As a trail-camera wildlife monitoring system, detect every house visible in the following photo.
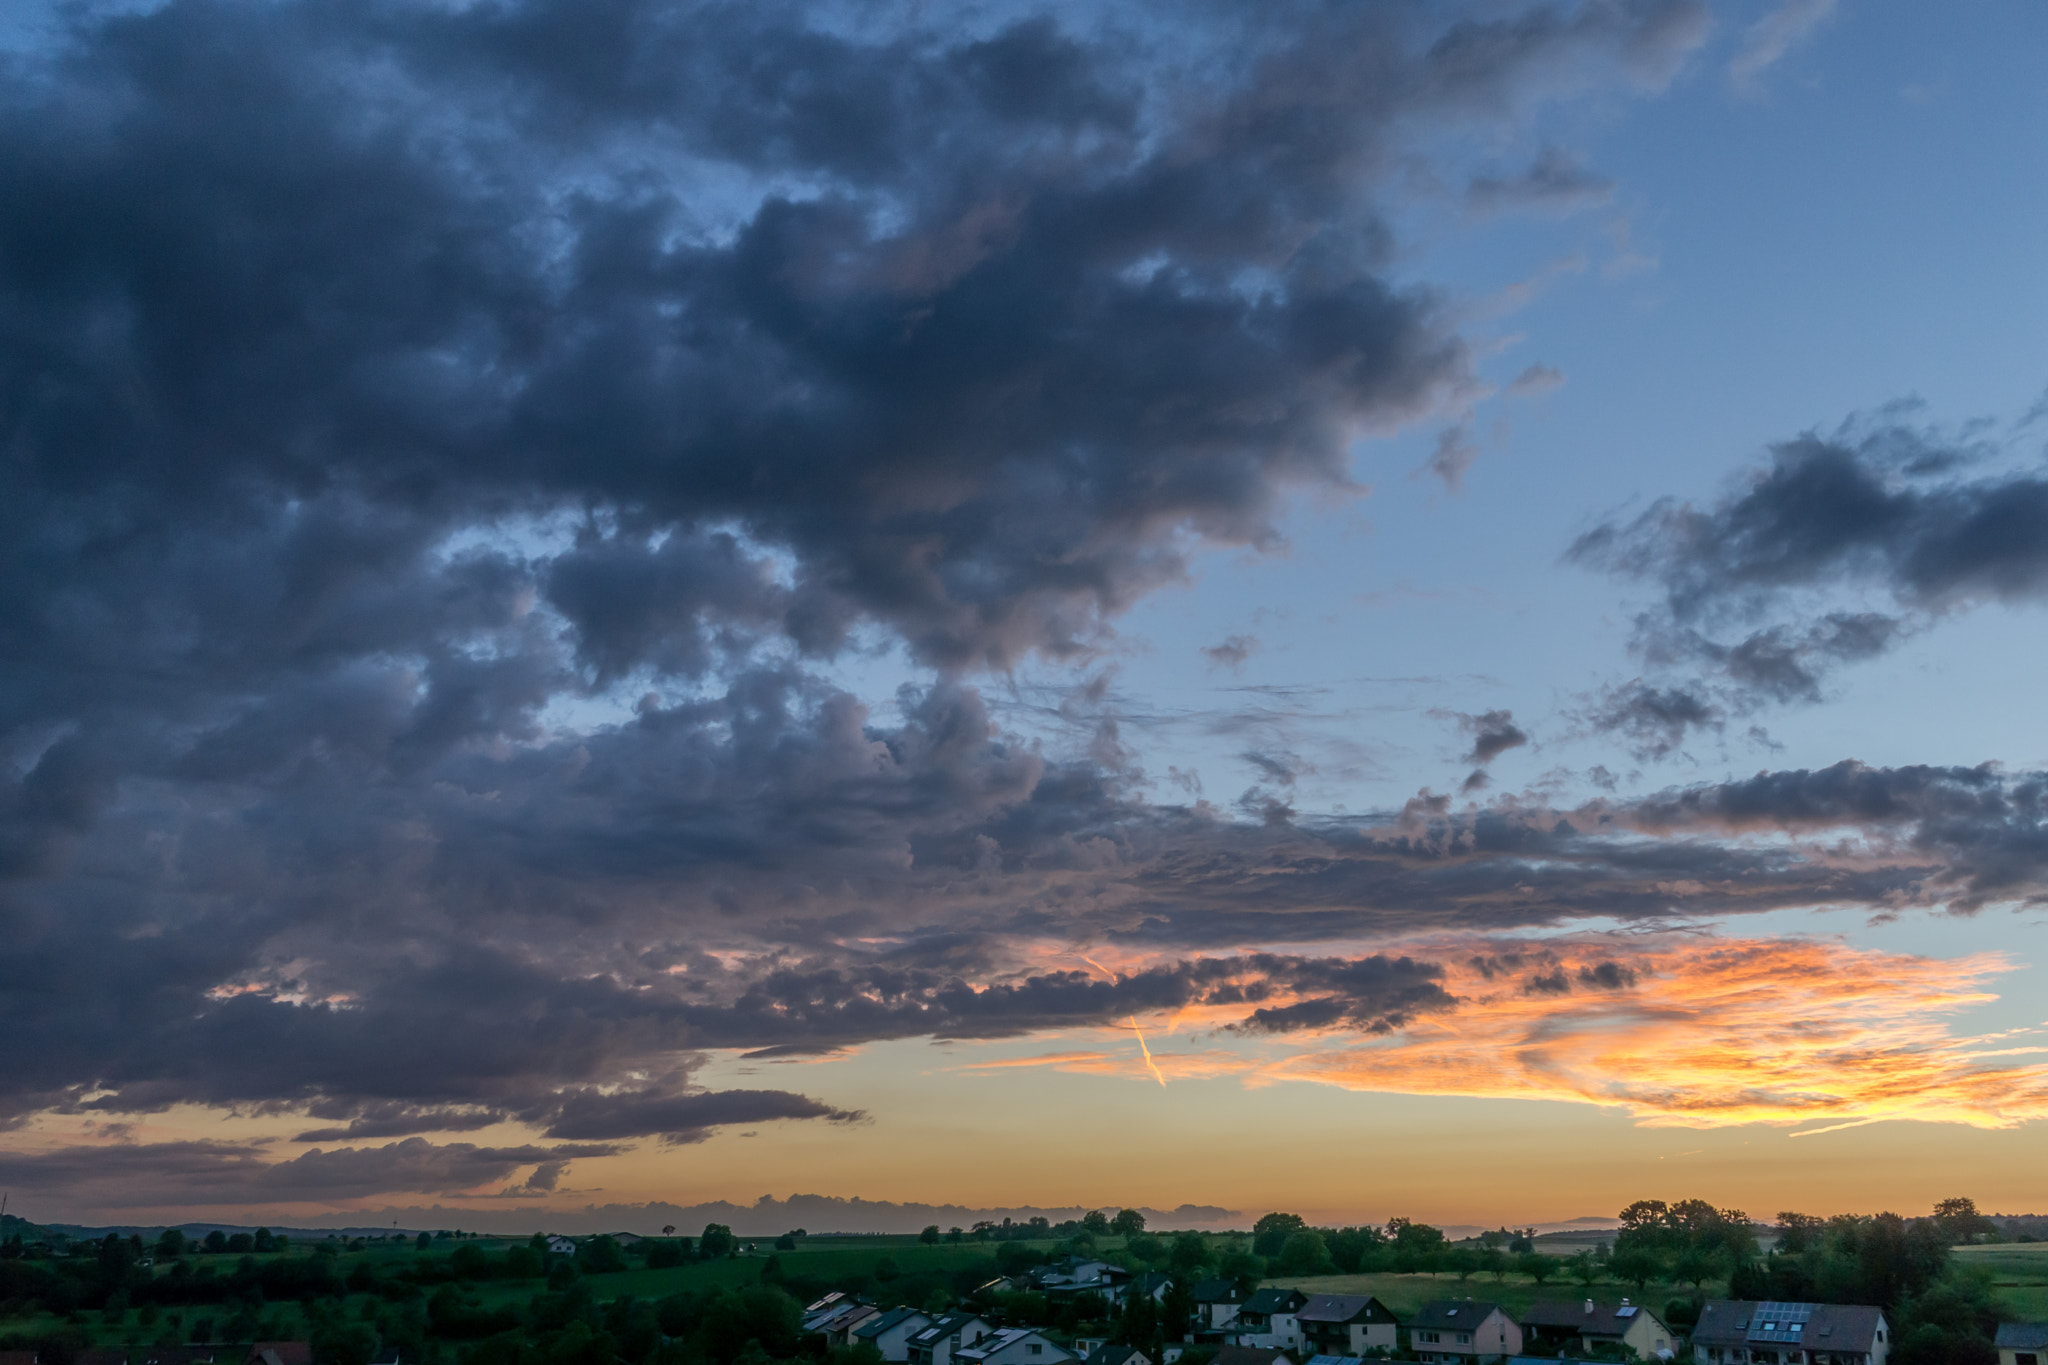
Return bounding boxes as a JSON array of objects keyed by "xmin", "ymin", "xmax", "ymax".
[
  {"xmin": 612, "ymin": 1233, "xmax": 645, "ymax": 1247},
  {"xmin": 856, "ymin": 1308, "xmax": 935, "ymax": 1363},
  {"xmin": 1520, "ymin": 1300, "xmax": 1674, "ymax": 1360},
  {"xmin": 246, "ymin": 1345, "xmax": 313, "ymax": 1365},
  {"xmin": 1086, "ymin": 1345, "xmax": 1151, "ymax": 1365},
  {"xmin": 953, "ymin": 1329, "xmax": 1075, "ymax": 1365},
  {"xmin": 1191, "ymin": 1280, "xmax": 1248, "ymax": 1336},
  {"xmin": 829, "ymin": 1306, "xmax": 885, "ymax": 1347},
  {"xmin": 1034, "ymin": 1259, "xmax": 1133, "ymax": 1304},
  {"xmin": 1297, "ymin": 1295, "xmax": 1401, "ymax": 1357},
  {"xmin": 545, "ymin": 1236, "xmax": 576, "ymax": 1255},
  {"xmin": 1692, "ymin": 1302, "xmax": 1890, "ymax": 1365},
  {"xmin": 0, "ymin": 1352, "xmax": 39, "ymax": 1365},
  {"xmin": 1407, "ymin": 1302, "xmax": 1523, "ymax": 1365},
  {"xmin": 909, "ymin": 1313, "xmax": 997, "ymax": 1365},
  {"xmin": 1996, "ymin": 1323, "xmax": 2048, "ymax": 1365},
  {"xmin": 1213, "ymin": 1346, "xmax": 1293, "ymax": 1365},
  {"xmin": 1232, "ymin": 1289, "xmax": 1310, "ymax": 1351},
  {"xmin": 1132, "ymin": 1274, "xmax": 1175, "ymax": 1305}
]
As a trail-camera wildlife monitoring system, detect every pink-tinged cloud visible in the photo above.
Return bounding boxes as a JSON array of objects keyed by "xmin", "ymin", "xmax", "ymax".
[{"xmin": 1264, "ymin": 938, "xmax": 2048, "ymax": 1128}]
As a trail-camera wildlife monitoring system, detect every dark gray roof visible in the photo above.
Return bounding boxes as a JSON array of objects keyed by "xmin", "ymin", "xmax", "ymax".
[
  {"xmin": 1520, "ymin": 1301, "xmax": 1663, "ymax": 1337},
  {"xmin": 1693, "ymin": 1302, "xmax": 1885, "ymax": 1351},
  {"xmin": 1692, "ymin": 1302, "xmax": 1756, "ymax": 1348},
  {"xmin": 855, "ymin": 1309, "xmax": 928, "ymax": 1340},
  {"xmin": 1213, "ymin": 1348, "xmax": 1291, "ymax": 1365},
  {"xmin": 1085, "ymin": 1346, "xmax": 1144, "ymax": 1365},
  {"xmin": 1408, "ymin": 1302, "xmax": 1509, "ymax": 1332},
  {"xmin": 911, "ymin": 1313, "xmax": 985, "ymax": 1346},
  {"xmin": 1297, "ymin": 1294, "xmax": 1393, "ymax": 1326},
  {"xmin": 1995, "ymin": 1323, "xmax": 2048, "ymax": 1351},
  {"xmin": 1242, "ymin": 1289, "xmax": 1310, "ymax": 1317},
  {"xmin": 1193, "ymin": 1279, "xmax": 1245, "ymax": 1304},
  {"xmin": 1803, "ymin": 1305, "xmax": 1886, "ymax": 1349}
]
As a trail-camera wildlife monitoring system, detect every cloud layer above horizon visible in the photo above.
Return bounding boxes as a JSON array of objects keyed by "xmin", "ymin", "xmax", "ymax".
[{"xmin": 3, "ymin": 0, "xmax": 2046, "ymax": 1218}]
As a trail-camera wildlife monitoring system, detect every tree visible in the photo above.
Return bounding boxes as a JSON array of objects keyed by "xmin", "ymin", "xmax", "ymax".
[
  {"xmin": 203, "ymin": 1231, "xmax": 229, "ymax": 1254},
  {"xmin": 1481, "ymin": 1248, "xmax": 1508, "ymax": 1283},
  {"xmin": 1084, "ymin": 1210, "xmax": 1111, "ymax": 1235},
  {"xmin": 155, "ymin": 1228, "xmax": 188, "ymax": 1258},
  {"xmin": 1569, "ymin": 1251, "xmax": 1600, "ymax": 1287},
  {"xmin": 1220, "ymin": 1247, "xmax": 1264, "ymax": 1295},
  {"xmin": 1253, "ymin": 1213, "xmax": 1309, "ymax": 1259},
  {"xmin": 1609, "ymin": 1247, "xmax": 1661, "ymax": 1293},
  {"xmin": 1932, "ymin": 1198, "xmax": 1996, "ymax": 1247},
  {"xmin": 1113, "ymin": 1209, "xmax": 1147, "ymax": 1237},
  {"xmin": 920, "ymin": 1226, "xmax": 941, "ymax": 1245},
  {"xmin": 701, "ymin": 1224, "xmax": 737, "ymax": 1260},
  {"xmin": 1518, "ymin": 1253, "xmax": 1558, "ymax": 1285},
  {"xmin": 948, "ymin": 1227, "xmax": 964, "ymax": 1243},
  {"xmin": 1169, "ymin": 1233, "xmax": 1212, "ymax": 1277},
  {"xmin": 582, "ymin": 1235, "xmax": 628, "ymax": 1274},
  {"xmin": 1160, "ymin": 1279, "xmax": 1196, "ymax": 1348},
  {"xmin": 1775, "ymin": 1213, "xmax": 1825, "ymax": 1255},
  {"xmin": 416, "ymin": 1232, "xmax": 434, "ymax": 1251},
  {"xmin": 1278, "ymin": 1231, "xmax": 1330, "ymax": 1277}
]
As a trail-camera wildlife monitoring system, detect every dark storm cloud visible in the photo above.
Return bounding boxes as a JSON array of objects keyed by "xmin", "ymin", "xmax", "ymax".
[
  {"xmin": 0, "ymin": 1138, "xmax": 621, "ymax": 1209},
  {"xmin": 1456, "ymin": 709, "xmax": 1531, "ymax": 765},
  {"xmin": 541, "ymin": 1085, "xmax": 866, "ymax": 1145},
  {"xmin": 1571, "ymin": 412, "xmax": 2048, "ymax": 728},
  {"xmin": 0, "ymin": 0, "xmax": 1787, "ymax": 1203}
]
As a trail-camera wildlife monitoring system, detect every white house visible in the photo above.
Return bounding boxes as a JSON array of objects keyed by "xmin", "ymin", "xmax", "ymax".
[
  {"xmin": 1407, "ymin": 1301, "xmax": 1522, "ymax": 1365},
  {"xmin": 544, "ymin": 1236, "xmax": 576, "ymax": 1256},
  {"xmin": 856, "ymin": 1308, "xmax": 935, "ymax": 1363},
  {"xmin": 909, "ymin": 1313, "xmax": 996, "ymax": 1365},
  {"xmin": 1693, "ymin": 1301, "xmax": 1889, "ymax": 1365},
  {"xmin": 1232, "ymin": 1290, "xmax": 1309, "ymax": 1352},
  {"xmin": 953, "ymin": 1330, "xmax": 1075, "ymax": 1365},
  {"xmin": 1297, "ymin": 1296, "xmax": 1400, "ymax": 1357}
]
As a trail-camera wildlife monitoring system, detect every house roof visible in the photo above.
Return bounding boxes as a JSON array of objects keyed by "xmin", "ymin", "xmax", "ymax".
[
  {"xmin": 1693, "ymin": 1302, "xmax": 1885, "ymax": 1350},
  {"xmin": 1409, "ymin": 1302, "xmax": 1509, "ymax": 1332},
  {"xmin": 956, "ymin": 1329, "xmax": 1065, "ymax": 1362},
  {"xmin": 1303, "ymin": 1355, "xmax": 1362, "ymax": 1365},
  {"xmin": 1242, "ymin": 1289, "xmax": 1310, "ymax": 1316},
  {"xmin": 835, "ymin": 1307, "xmax": 884, "ymax": 1335},
  {"xmin": 1520, "ymin": 1302, "xmax": 1662, "ymax": 1337},
  {"xmin": 912, "ymin": 1312, "xmax": 988, "ymax": 1346},
  {"xmin": 1213, "ymin": 1347, "xmax": 1292, "ymax": 1365},
  {"xmin": 247, "ymin": 1344, "xmax": 313, "ymax": 1365},
  {"xmin": 1192, "ymin": 1279, "xmax": 1245, "ymax": 1304},
  {"xmin": 1995, "ymin": 1323, "xmax": 2048, "ymax": 1351},
  {"xmin": 1086, "ymin": 1346, "xmax": 1145, "ymax": 1365},
  {"xmin": 1298, "ymin": 1295, "xmax": 1394, "ymax": 1326},
  {"xmin": 1133, "ymin": 1273, "xmax": 1174, "ymax": 1296},
  {"xmin": 856, "ymin": 1308, "xmax": 930, "ymax": 1340}
]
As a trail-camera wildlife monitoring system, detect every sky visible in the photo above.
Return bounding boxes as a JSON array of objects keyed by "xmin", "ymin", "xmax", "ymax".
[{"xmin": 3, "ymin": 0, "xmax": 2048, "ymax": 1236}]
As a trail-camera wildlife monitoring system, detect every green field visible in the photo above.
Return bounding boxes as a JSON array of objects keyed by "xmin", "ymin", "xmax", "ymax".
[
  {"xmin": 0, "ymin": 1234, "xmax": 1060, "ymax": 1348},
  {"xmin": 1951, "ymin": 1243, "xmax": 2048, "ymax": 1319}
]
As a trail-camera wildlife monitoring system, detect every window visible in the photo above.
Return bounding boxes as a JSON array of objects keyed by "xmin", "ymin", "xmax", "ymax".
[
  {"xmin": 2013, "ymin": 1355, "xmax": 2036, "ymax": 1365},
  {"xmin": 1030, "ymin": 1347, "xmax": 1043, "ymax": 1357},
  {"xmin": 1457, "ymin": 1334, "xmax": 1472, "ymax": 1345}
]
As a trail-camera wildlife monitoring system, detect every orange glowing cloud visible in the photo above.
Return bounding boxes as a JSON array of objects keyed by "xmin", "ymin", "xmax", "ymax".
[{"xmin": 1264, "ymin": 938, "xmax": 2048, "ymax": 1128}]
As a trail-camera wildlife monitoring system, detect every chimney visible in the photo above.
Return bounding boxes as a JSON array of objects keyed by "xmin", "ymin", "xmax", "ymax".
[
  {"xmin": 1585, "ymin": 1301, "xmax": 1595, "ymax": 1316},
  {"xmin": 1622, "ymin": 1299, "xmax": 1631, "ymax": 1308}
]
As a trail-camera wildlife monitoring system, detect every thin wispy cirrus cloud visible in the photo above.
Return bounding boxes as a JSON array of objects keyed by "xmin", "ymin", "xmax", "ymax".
[{"xmin": 1, "ymin": 0, "xmax": 2043, "ymax": 1221}]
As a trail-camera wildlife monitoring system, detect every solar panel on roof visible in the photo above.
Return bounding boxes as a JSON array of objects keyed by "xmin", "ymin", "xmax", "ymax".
[{"xmin": 1749, "ymin": 1304, "xmax": 1814, "ymax": 1344}]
